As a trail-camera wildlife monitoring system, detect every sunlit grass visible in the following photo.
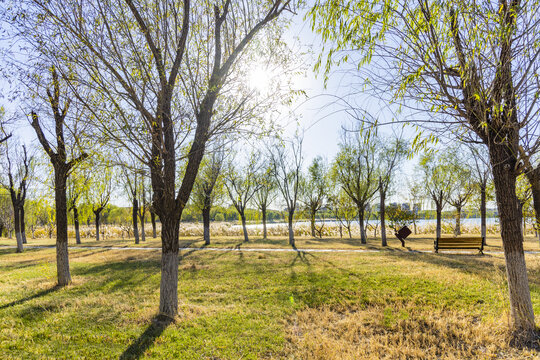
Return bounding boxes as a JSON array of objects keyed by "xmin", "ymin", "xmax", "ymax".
[{"xmin": 1, "ymin": 240, "xmax": 540, "ymax": 358}]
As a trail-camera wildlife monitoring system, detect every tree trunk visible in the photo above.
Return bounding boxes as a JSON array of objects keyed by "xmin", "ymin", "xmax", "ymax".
[
  {"xmin": 525, "ymin": 168, "xmax": 540, "ymax": 244},
  {"xmin": 358, "ymin": 206, "xmax": 367, "ymax": 244},
  {"xmin": 55, "ymin": 171, "xmax": 71, "ymax": 286},
  {"xmin": 0, "ymin": 223, "xmax": 4, "ymax": 238},
  {"xmin": 140, "ymin": 214, "xmax": 146, "ymax": 242},
  {"xmin": 13, "ymin": 204, "xmax": 22, "ymax": 253},
  {"xmin": 133, "ymin": 198, "xmax": 139, "ymax": 244},
  {"xmin": 481, "ymin": 183, "xmax": 487, "ymax": 245},
  {"xmin": 158, "ymin": 214, "xmax": 180, "ymax": 318},
  {"xmin": 240, "ymin": 213, "xmax": 249, "ymax": 242},
  {"xmin": 339, "ymin": 222, "xmax": 343, "ymax": 238},
  {"xmin": 20, "ymin": 206, "xmax": 26, "ymax": 244},
  {"xmin": 94, "ymin": 211, "xmax": 101, "ymax": 241},
  {"xmin": 455, "ymin": 205, "xmax": 462, "ymax": 236},
  {"xmin": 151, "ymin": 210, "xmax": 157, "ymax": 238},
  {"xmin": 380, "ymin": 187, "xmax": 387, "ymax": 246},
  {"xmin": 202, "ymin": 206, "xmax": 210, "ymax": 245},
  {"xmin": 413, "ymin": 220, "xmax": 417, "ymax": 235},
  {"xmin": 262, "ymin": 205, "xmax": 267, "ymax": 240},
  {"xmin": 288, "ymin": 210, "xmax": 295, "ymax": 247},
  {"xmin": 517, "ymin": 201, "xmax": 524, "ymax": 238},
  {"xmin": 490, "ymin": 144, "xmax": 535, "ymax": 334},
  {"xmin": 73, "ymin": 207, "xmax": 81, "ymax": 244},
  {"xmin": 436, "ymin": 204, "xmax": 442, "ymax": 240},
  {"xmin": 310, "ymin": 208, "xmax": 316, "ymax": 237}
]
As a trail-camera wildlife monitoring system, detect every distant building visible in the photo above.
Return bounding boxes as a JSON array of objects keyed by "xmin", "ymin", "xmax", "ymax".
[{"xmin": 401, "ymin": 203, "xmax": 410, "ymax": 211}]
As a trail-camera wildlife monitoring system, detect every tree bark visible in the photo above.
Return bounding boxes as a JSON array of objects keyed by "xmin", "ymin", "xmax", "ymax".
[
  {"xmin": 481, "ymin": 183, "xmax": 487, "ymax": 245},
  {"xmin": 94, "ymin": 210, "xmax": 101, "ymax": 241},
  {"xmin": 380, "ymin": 187, "xmax": 387, "ymax": 246},
  {"xmin": 436, "ymin": 204, "xmax": 442, "ymax": 240},
  {"xmin": 20, "ymin": 207, "xmax": 26, "ymax": 244},
  {"xmin": 490, "ymin": 144, "xmax": 535, "ymax": 333},
  {"xmin": 13, "ymin": 203, "xmax": 22, "ymax": 253},
  {"xmin": 202, "ymin": 206, "xmax": 210, "ymax": 245},
  {"xmin": 240, "ymin": 213, "xmax": 249, "ymax": 242},
  {"xmin": 140, "ymin": 214, "xmax": 146, "ymax": 242},
  {"xmin": 454, "ymin": 204, "xmax": 462, "ymax": 236},
  {"xmin": 133, "ymin": 198, "xmax": 139, "ymax": 244},
  {"xmin": 73, "ymin": 206, "xmax": 81, "ymax": 244},
  {"xmin": 158, "ymin": 214, "xmax": 180, "ymax": 318},
  {"xmin": 150, "ymin": 210, "xmax": 157, "ymax": 238},
  {"xmin": 358, "ymin": 206, "xmax": 367, "ymax": 244},
  {"xmin": 288, "ymin": 210, "xmax": 295, "ymax": 247},
  {"xmin": 55, "ymin": 170, "xmax": 71, "ymax": 286},
  {"xmin": 261, "ymin": 205, "xmax": 267, "ymax": 240}
]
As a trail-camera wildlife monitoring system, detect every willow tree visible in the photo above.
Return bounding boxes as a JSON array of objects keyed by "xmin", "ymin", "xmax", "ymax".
[
  {"xmin": 332, "ymin": 131, "xmax": 378, "ymax": 244},
  {"xmin": 30, "ymin": 69, "xmax": 88, "ymax": 286},
  {"xmin": 2, "ymin": 144, "xmax": 31, "ymax": 253},
  {"xmin": 192, "ymin": 149, "xmax": 225, "ymax": 245},
  {"xmin": 302, "ymin": 156, "xmax": 328, "ymax": 238},
  {"xmin": 12, "ymin": 0, "xmax": 294, "ymax": 317},
  {"xmin": 311, "ymin": 0, "xmax": 540, "ymax": 337}
]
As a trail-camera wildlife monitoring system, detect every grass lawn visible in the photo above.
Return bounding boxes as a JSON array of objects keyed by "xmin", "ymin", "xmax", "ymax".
[{"xmin": 1, "ymin": 235, "xmax": 540, "ymax": 359}]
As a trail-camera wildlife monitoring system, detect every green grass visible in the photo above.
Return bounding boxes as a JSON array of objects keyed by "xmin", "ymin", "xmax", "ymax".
[{"xmin": 1, "ymin": 237, "xmax": 540, "ymax": 359}]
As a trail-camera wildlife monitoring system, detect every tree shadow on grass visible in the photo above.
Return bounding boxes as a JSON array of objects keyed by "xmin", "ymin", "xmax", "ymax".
[
  {"xmin": 0, "ymin": 285, "xmax": 61, "ymax": 310},
  {"xmin": 119, "ymin": 316, "xmax": 173, "ymax": 360}
]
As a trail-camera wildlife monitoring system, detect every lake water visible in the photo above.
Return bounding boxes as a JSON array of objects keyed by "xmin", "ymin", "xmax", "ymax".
[{"xmin": 234, "ymin": 217, "xmax": 499, "ymax": 230}]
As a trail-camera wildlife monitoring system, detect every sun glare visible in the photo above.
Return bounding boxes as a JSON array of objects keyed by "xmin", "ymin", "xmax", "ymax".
[{"xmin": 248, "ymin": 66, "xmax": 272, "ymax": 93}]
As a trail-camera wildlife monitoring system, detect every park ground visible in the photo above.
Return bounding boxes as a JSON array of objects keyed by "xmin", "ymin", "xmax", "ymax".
[{"xmin": 1, "ymin": 234, "xmax": 540, "ymax": 359}]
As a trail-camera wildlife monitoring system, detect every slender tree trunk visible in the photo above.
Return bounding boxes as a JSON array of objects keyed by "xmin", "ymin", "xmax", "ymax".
[
  {"xmin": 358, "ymin": 206, "xmax": 367, "ymax": 244},
  {"xmin": 133, "ymin": 198, "xmax": 139, "ymax": 244},
  {"xmin": 310, "ymin": 208, "xmax": 316, "ymax": 237},
  {"xmin": 261, "ymin": 205, "xmax": 267, "ymax": 240},
  {"xmin": 413, "ymin": 220, "xmax": 417, "ymax": 235},
  {"xmin": 347, "ymin": 224, "xmax": 351, "ymax": 238},
  {"xmin": 490, "ymin": 144, "xmax": 535, "ymax": 334},
  {"xmin": 455, "ymin": 205, "xmax": 462, "ymax": 236},
  {"xmin": 55, "ymin": 170, "xmax": 71, "ymax": 286},
  {"xmin": 0, "ymin": 223, "xmax": 4, "ymax": 238},
  {"xmin": 159, "ymin": 214, "xmax": 180, "ymax": 318},
  {"xmin": 13, "ymin": 204, "xmax": 22, "ymax": 253},
  {"xmin": 94, "ymin": 211, "xmax": 101, "ymax": 241},
  {"xmin": 73, "ymin": 207, "xmax": 81, "ymax": 244},
  {"xmin": 202, "ymin": 206, "xmax": 210, "ymax": 245},
  {"xmin": 380, "ymin": 187, "xmax": 387, "ymax": 246},
  {"xmin": 20, "ymin": 206, "xmax": 26, "ymax": 244},
  {"xmin": 481, "ymin": 183, "xmax": 487, "ymax": 245},
  {"xmin": 151, "ymin": 210, "xmax": 157, "ymax": 238},
  {"xmin": 140, "ymin": 214, "xmax": 146, "ymax": 242},
  {"xmin": 436, "ymin": 203, "xmax": 442, "ymax": 240},
  {"xmin": 288, "ymin": 209, "xmax": 295, "ymax": 247},
  {"xmin": 240, "ymin": 213, "xmax": 249, "ymax": 242}
]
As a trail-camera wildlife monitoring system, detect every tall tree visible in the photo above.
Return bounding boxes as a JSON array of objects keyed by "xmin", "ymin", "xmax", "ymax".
[
  {"xmin": 447, "ymin": 149, "xmax": 474, "ymax": 236},
  {"xmin": 2, "ymin": 144, "xmax": 31, "ymax": 252},
  {"xmin": 311, "ymin": 0, "xmax": 540, "ymax": 335},
  {"xmin": 224, "ymin": 154, "xmax": 261, "ymax": 243},
  {"xmin": 253, "ymin": 165, "xmax": 277, "ymax": 240},
  {"xmin": 13, "ymin": 0, "xmax": 293, "ymax": 318},
  {"xmin": 270, "ymin": 136, "xmax": 303, "ymax": 247},
  {"xmin": 302, "ymin": 156, "xmax": 328, "ymax": 237},
  {"xmin": 67, "ymin": 169, "xmax": 89, "ymax": 245},
  {"xmin": 418, "ymin": 152, "xmax": 453, "ymax": 241},
  {"xmin": 376, "ymin": 136, "xmax": 408, "ymax": 246},
  {"xmin": 192, "ymin": 150, "xmax": 225, "ymax": 245},
  {"xmin": 30, "ymin": 68, "xmax": 88, "ymax": 286},
  {"xmin": 86, "ymin": 162, "xmax": 112, "ymax": 242},
  {"xmin": 468, "ymin": 145, "xmax": 493, "ymax": 245},
  {"xmin": 332, "ymin": 131, "xmax": 379, "ymax": 244}
]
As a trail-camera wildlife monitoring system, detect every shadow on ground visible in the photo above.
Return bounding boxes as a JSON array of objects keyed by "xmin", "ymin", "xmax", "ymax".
[
  {"xmin": 119, "ymin": 316, "xmax": 173, "ymax": 360},
  {"xmin": 0, "ymin": 285, "xmax": 61, "ymax": 310}
]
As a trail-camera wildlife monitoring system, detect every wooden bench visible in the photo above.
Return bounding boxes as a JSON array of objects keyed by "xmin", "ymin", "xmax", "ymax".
[{"xmin": 434, "ymin": 236, "xmax": 484, "ymax": 254}]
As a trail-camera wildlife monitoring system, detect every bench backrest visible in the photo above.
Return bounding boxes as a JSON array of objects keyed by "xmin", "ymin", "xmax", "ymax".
[{"xmin": 435, "ymin": 236, "xmax": 484, "ymax": 252}]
